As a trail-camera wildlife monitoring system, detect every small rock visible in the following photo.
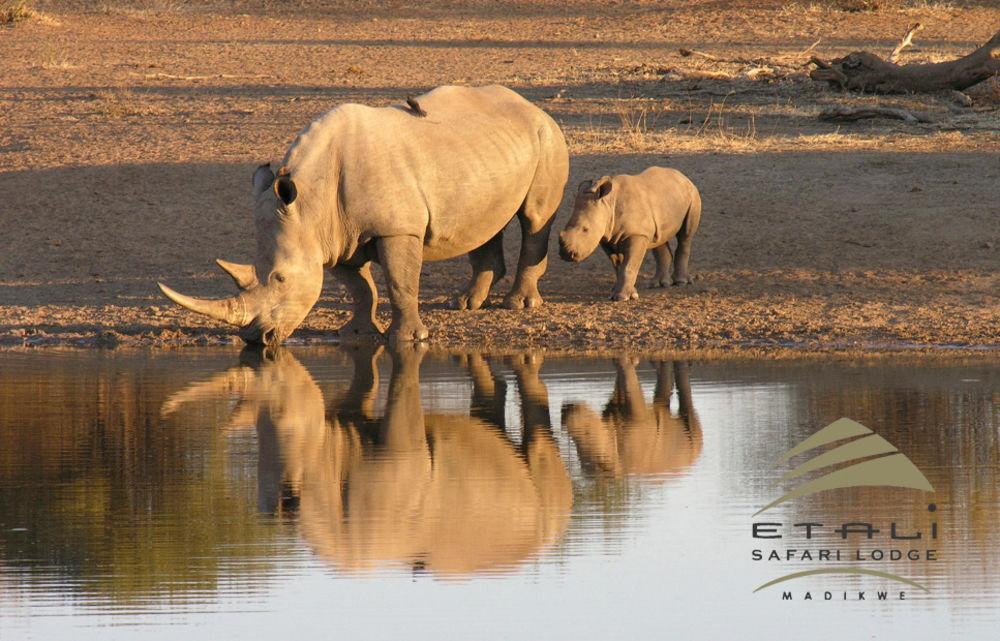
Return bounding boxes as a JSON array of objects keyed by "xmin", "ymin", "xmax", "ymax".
[{"xmin": 981, "ymin": 242, "xmax": 994, "ymax": 249}]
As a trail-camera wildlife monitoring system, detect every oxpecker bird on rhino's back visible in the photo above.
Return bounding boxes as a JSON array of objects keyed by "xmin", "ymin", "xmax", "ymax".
[{"xmin": 158, "ymin": 85, "xmax": 569, "ymax": 345}]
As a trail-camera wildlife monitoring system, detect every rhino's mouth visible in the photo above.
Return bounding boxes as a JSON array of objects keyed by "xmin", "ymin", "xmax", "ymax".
[
  {"xmin": 240, "ymin": 325, "xmax": 276, "ymax": 347},
  {"xmin": 558, "ymin": 237, "xmax": 590, "ymax": 263},
  {"xmin": 558, "ymin": 244, "xmax": 580, "ymax": 262}
]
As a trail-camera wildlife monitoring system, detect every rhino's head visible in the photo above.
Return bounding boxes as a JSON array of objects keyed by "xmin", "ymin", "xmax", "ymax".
[
  {"xmin": 158, "ymin": 164, "xmax": 326, "ymax": 347},
  {"xmin": 558, "ymin": 177, "xmax": 613, "ymax": 262}
]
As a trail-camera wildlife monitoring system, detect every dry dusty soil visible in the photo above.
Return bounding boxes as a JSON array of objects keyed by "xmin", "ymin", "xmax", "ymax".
[{"xmin": 1, "ymin": 0, "xmax": 998, "ymax": 352}]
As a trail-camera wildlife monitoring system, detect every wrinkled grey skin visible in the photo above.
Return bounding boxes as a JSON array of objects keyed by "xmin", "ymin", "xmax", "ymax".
[
  {"xmin": 158, "ymin": 85, "xmax": 569, "ymax": 346},
  {"xmin": 558, "ymin": 166, "xmax": 702, "ymax": 301}
]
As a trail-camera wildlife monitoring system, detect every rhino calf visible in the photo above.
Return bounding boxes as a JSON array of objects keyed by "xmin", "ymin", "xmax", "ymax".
[{"xmin": 558, "ymin": 167, "xmax": 702, "ymax": 301}]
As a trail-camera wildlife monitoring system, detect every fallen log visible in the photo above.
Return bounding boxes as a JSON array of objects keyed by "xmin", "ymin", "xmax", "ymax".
[{"xmin": 810, "ymin": 28, "xmax": 999, "ymax": 93}]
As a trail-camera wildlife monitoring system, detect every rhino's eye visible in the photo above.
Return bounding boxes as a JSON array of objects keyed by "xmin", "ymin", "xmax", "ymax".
[{"xmin": 273, "ymin": 272, "xmax": 286, "ymax": 283}]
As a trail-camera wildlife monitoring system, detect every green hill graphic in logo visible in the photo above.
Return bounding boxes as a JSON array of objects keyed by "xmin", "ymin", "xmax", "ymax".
[
  {"xmin": 753, "ymin": 418, "xmax": 936, "ymax": 594},
  {"xmin": 755, "ymin": 417, "xmax": 934, "ymax": 517}
]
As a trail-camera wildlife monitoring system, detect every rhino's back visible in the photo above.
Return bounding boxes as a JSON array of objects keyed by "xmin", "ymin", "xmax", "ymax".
[
  {"xmin": 286, "ymin": 86, "xmax": 564, "ymax": 260},
  {"xmin": 620, "ymin": 166, "xmax": 697, "ymax": 203},
  {"xmin": 615, "ymin": 166, "xmax": 699, "ymax": 244}
]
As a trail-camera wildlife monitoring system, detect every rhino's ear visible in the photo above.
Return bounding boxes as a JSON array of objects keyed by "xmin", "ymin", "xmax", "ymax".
[
  {"xmin": 252, "ymin": 163, "xmax": 275, "ymax": 194},
  {"xmin": 595, "ymin": 177, "xmax": 613, "ymax": 199},
  {"xmin": 274, "ymin": 172, "xmax": 298, "ymax": 206}
]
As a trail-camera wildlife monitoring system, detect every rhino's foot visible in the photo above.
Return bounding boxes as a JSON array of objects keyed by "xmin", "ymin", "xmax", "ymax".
[
  {"xmin": 451, "ymin": 291, "xmax": 489, "ymax": 311},
  {"xmin": 387, "ymin": 317, "xmax": 429, "ymax": 343},
  {"xmin": 649, "ymin": 277, "xmax": 670, "ymax": 289},
  {"xmin": 511, "ymin": 351, "xmax": 542, "ymax": 370},
  {"xmin": 672, "ymin": 276, "xmax": 691, "ymax": 286},
  {"xmin": 503, "ymin": 291, "xmax": 544, "ymax": 310},
  {"xmin": 391, "ymin": 340, "xmax": 428, "ymax": 367},
  {"xmin": 336, "ymin": 317, "xmax": 384, "ymax": 343},
  {"xmin": 610, "ymin": 286, "xmax": 640, "ymax": 302}
]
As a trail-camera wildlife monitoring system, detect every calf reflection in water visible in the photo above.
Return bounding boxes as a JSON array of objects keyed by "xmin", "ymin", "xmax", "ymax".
[
  {"xmin": 562, "ymin": 359, "xmax": 703, "ymax": 478},
  {"xmin": 164, "ymin": 346, "xmax": 571, "ymax": 576}
]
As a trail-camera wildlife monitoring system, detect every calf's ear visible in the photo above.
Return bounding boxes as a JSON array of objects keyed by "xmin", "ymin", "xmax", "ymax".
[
  {"xmin": 596, "ymin": 176, "xmax": 613, "ymax": 199},
  {"xmin": 252, "ymin": 163, "xmax": 275, "ymax": 194},
  {"xmin": 577, "ymin": 178, "xmax": 594, "ymax": 193}
]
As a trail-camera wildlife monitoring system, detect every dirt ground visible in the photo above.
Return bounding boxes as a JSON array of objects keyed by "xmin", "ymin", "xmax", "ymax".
[{"xmin": 1, "ymin": 0, "xmax": 997, "ymax": 352}]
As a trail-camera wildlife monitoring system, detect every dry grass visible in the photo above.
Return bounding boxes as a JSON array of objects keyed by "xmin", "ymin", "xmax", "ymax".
[
  {"xmin": 89, "ymin": 86, "xmax": 154, "ymax": 118},
  {"xmin": 826, "ymin": 0, "xmax": 898, "ymax": 11},
  {"xmin": 1, "ymin": 0, "xmax": 34, "ymax": 23},
  {"xmin": 614, "ymin": 103, "xmax": 653, "ymax": 147},
  {"xmin": 37, "ymin": 43, "xmax": 78, "ymax": 69},
  {"xmin": 691, "ymin": 97, "xmax": 759, "ymax": 147},
  {"xmin": 788, "ymin": 0, "xmax": 955, "ymax": 13},
  {"xmin": 91, "ymin": 1, "xmax": 189, "ymax": 17}
]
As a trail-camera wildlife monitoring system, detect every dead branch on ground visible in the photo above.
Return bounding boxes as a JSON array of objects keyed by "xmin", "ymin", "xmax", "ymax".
[
  {"xmin": 809, "ymin": 27, "xmax": 999, "ymax": 93},
  {"xmin": 888, "ymin": 23, "xmax": 923, "ymax": 64},
  {"xmin": 818, "ymin": 105, "xmax": 935, "ymax": 123}
]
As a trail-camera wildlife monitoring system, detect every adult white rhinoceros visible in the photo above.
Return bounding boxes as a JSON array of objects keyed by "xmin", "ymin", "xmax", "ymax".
[{"xmin": 158, "ymin": 85, "xmax": 569, "ymax": 345}]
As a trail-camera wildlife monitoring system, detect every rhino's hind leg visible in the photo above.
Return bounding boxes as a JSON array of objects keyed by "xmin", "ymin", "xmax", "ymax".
[
  {"xmin": 650, "ymin": 244, "xmax": 673, "ymax": 288},
  {"xmin": 503, "ymin": 213, "xmax": 553, "ymax": 310},
  {"xmin": 672, "ymin": 194, "xmax": 702, "ymax": 286},
  {"xmin": 452, "ymin": 229, "xmax": 506, "ymax": 311},
  {"xmin": 332, "ymin": 263, "xmax": 384, "ymax": 341},
  {"xmin": 376, "ymin": 235, "xmax": 430, "ymax": 343}
]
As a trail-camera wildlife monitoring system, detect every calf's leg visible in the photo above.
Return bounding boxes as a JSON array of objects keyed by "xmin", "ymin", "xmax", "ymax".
[
  {"xmin": 611, "ymin": 236, "xmax": 647, "ymax": 301},
  {"xmin": 673, "ymin": 196, "xmax": 701, "ymax": 286}
]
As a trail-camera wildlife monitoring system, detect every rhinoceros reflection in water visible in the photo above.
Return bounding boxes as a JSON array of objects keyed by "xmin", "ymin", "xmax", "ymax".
[
  {"xmin": 562, "ymin": 359, "xmax": 703, "ymax": 478},
  {"xmin": 163, "ymin": 347, "xmax": 571, "ymax": 576}
]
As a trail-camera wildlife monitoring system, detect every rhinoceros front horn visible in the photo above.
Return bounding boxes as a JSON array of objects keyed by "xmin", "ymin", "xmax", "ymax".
[
  {"xmin": 157, "ymin": 282, "xmax": 248, "ymax": 326},
  {"xmin": 215, "ymin": 258, "xmax": 259, "ymax": 290}
]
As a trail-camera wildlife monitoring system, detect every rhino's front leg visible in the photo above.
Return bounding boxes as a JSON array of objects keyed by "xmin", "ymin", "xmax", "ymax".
[
  {"xmin": 610, "ymin": 236, "xmax": 647, "ymax": 302},
  {"xmin": 376, "ymin": 235, "xmax": 429, "ymax": 342},
  {"xmin": 332, "ymin": 263, "xmax": 384, "ymax": 341}
]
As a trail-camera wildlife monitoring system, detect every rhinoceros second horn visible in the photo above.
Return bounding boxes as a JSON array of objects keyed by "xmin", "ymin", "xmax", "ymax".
[{"xmin": 215, "ymin": 259, "xmax": 259, "ymax": 290}]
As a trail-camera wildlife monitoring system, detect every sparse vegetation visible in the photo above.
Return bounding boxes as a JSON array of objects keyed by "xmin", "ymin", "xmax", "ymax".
[
  {"xmin": 615, "ymin": 104, "xmax": 653, "ymax": 147},
  {"xmin": 90, "ymin": 86, "xmax": 154, "ymax": 118},
  {"xmin": 0, "ymin": 0, "xmax": 996, "ymax": 351},
  {"xmin": 817, "ymin": 0, "xmax": 955, "ymax": 11},
  {"xmin": 827, "ymin": 0, "xmax": 896, "ymax": 11},
  {"xmin": 1, "ymin": 0, "xmax": 35, "ymax": 23}
]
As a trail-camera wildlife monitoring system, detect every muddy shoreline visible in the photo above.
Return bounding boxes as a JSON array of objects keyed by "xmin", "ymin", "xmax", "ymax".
[{"xmin": 2, "ymin": 2, "xmax": 997, "ymax": 355}]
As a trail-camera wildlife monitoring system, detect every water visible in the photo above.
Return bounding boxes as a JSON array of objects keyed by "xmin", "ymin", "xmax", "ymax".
[{"xmin": 0, "ymin": 347, "xmax": 997, "ymax": 640}]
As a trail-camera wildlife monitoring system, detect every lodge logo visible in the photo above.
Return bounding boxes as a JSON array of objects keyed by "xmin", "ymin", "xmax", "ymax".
[{"xmin": 751, "ymin": 418, "xmax": 938, "ymax": 599}]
